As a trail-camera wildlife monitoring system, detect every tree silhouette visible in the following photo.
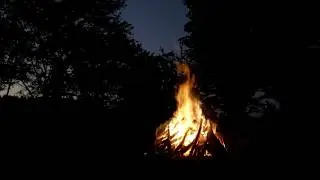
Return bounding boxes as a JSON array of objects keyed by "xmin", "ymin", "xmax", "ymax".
[
  {"xmin": 0, "ymin": 0, "xmax": 142, "ymax": 108},
  {"xmin": 177, "ymin": 0, "xmax": 316, "ymax": 161},
  {"xmin": 1, "ymin": 0, "xmax": 185, "ymax": 161},
  {"xmin": 179, "ymin": 0, "xmax": 320, "ymax": 117}
]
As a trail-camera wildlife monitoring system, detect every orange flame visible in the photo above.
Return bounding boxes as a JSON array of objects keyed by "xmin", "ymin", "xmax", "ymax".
[{"xmin": 155, "ymin": 63, "xmax": 226, "ymax": 158}]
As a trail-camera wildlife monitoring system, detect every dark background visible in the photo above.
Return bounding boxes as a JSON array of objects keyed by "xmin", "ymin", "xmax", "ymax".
[{"xmin": 0, "ymin": 0, "xmax": 318, "ymax": 173}]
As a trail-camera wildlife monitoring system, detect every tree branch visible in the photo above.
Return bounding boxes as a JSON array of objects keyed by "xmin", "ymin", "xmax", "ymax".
[{"xmin": 19, "ymin": 80, "xmax": 34, "ymax": 98}]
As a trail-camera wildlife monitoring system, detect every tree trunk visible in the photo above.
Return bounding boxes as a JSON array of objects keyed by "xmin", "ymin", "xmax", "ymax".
[
  {"xmin": 51, "ymin": 59, "xmax": 65, "ymax": 109},
  {"xmin": 6, "ymin": 78, "xmax": 12, "ymax": 96}
]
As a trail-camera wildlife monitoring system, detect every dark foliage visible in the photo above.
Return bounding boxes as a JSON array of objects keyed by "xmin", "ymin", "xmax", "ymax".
[
  {"xmin": 179, "ymin": 0, "xmax": 319, "ymax": 165},
  {"xmin": 0, "ymin": 1, "xmax": 181, "ymax": 167}
]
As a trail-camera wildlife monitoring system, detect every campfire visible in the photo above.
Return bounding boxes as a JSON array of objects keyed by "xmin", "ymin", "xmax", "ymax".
[{"xmin": 155, "ymin": 63, "xmax": 226, "ymax": 159}]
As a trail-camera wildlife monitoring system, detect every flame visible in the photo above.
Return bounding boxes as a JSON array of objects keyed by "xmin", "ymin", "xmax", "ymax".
[{"xmin": 155, "ymin": 63, "xmax": 226, "ymax": 158}]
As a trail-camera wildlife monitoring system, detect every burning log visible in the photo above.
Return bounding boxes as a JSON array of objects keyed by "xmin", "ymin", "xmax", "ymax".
[{"xmin": 155, "ymin": 63, "xmax": 227, "ymax": 159}]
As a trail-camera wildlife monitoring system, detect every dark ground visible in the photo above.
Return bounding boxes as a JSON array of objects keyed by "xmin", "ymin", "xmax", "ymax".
[{"xmin": 0, "ymin": 95, "xmax": 314, "ymax": 176}]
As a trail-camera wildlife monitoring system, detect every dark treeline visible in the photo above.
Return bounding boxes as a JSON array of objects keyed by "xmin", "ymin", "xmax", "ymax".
[
  {"xmin": 0, "ymin": 0, "xmax": 318, "ymax": 170},
  {"xmin": 179, "ymin": 0, "xmax": 319, "ymax": 167},
  {"xmin": 0, "ymin": 0, "xmax": 180, "ymax": 167}
]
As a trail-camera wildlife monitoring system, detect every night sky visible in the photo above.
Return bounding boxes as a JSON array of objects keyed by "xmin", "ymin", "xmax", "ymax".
[
  {"xmin": 123, "ymin": 0, "xmax": 187, "ymax": 52},
  {"xmin": 0, "ymin": 0, "xmax": 188, "ymax": 52}
]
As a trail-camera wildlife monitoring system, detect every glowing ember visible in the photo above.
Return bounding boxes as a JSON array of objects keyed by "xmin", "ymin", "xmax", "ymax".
[{"xmin": 155, "ymin": 63, "xmax": 226, "ymax": 158}]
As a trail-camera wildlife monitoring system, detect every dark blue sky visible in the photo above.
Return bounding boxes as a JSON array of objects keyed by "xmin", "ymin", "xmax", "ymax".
[
  {"xmin": 123, "ymin": 0, "xmax": 187, "ymax": 52},
  {"xmin": 0, "ymin": 0, "xmax": 187, "ymax": 52}
]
